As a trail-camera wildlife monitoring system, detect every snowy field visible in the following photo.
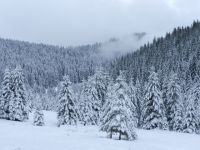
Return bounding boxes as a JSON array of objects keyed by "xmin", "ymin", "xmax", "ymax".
[{"xmin": 0, "ymin": 111, "xmax": 199, "ymax": 150}]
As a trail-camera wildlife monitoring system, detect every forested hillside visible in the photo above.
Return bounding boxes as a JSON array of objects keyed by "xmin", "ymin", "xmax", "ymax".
[
  {"xmin": 0, "ymin": 38, "xmax": 102, "ymax": 88},
  {"xmin": 110, "ymin": 21, "xmax": 200, "ymax": 89}
]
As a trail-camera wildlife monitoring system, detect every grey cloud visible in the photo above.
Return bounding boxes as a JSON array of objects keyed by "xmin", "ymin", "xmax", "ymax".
[{"xmin": 0, "ymin": 0, "xmax": 199, "ymax": 46}]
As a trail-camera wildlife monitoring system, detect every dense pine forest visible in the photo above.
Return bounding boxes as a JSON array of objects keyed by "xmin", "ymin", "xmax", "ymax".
[
  {"xmin": 0, "ymin": 21, "xmax": 200, "ymax": 141},
  {"xmin": 110, "ymin": 21, "xmax": 200, "ymax": 87},
  {"xmin": 0, "ymin": 38, "xmax": 103, "ymax": 88}
]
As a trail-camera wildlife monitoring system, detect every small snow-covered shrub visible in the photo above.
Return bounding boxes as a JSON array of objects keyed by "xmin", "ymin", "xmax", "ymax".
[{"xmin": 33, "ymin": 109, "xmax": 45, "ymax": 126}]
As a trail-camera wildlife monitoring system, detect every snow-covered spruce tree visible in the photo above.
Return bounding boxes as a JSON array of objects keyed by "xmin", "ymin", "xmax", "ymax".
[
  {"xmin": 172, "ymin": 105, "xmax": 183, "ymax": 132},
  {"xmin": 100, "ymin": 71, "xmax": 137, "ymax": 141},
  {"xmin": 165, "ymin": 73, "xmax": 183, "ymax": 131},
  {"xmin": 183, "ymin": 84, "xmax": 200, "ymax": 134},
  {"xmin": 83, "ymin": 68, "xmax": 110, "ymax": 125},
  {"xmin": 188, "ymin": 81, "xmax": 200, "ymax": 133},
  {"xmin": 26, "ymin": 89, "xmax": 35, "ymax": 113},
  {"xmin": 0, "ymin": 68, "xmax": 12, "ymax": 119},
  {"xmin": 143, "ymin": 68, "xmax": 167, "ymax": 130},
  {"xmin": 79, "ymin": 80, "xmax": 96, "ymax": 125},
  {"xmin": 183, "ymin": 100, "xmax": 198, "ymax": 133},
  {"xmin": 129, "ymin": 79, "xmax": 144, "ymax": 128},
  {"xmin": 8, "ymin": 66, "xmax": 29, "ymax": 121},
  {"xmin": 128, "ymin": 80, "xmax": 137, "ymax": 126},
  {"xmin": 33, "ymin": 108, "xmax": 45, "ymax": 126},
  {"xmin": 93, "ymin": 67, "xmax": 110, "ymax": 107},
  {"xmin": 57, "ymin": 75, "xmax": 77, "ymax": 127},
  {"xmin": 87, "ymin": 76, "xmax": 101, "ymax": 124},
  {"xmin": 100, "ymin": 80, "xmax": 115, "ymax": 131}
]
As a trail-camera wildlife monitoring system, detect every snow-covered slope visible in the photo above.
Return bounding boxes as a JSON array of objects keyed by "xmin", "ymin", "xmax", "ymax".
[{"xmin": 0, "ymin": 111, "xmax": 199, "ymax": 150}]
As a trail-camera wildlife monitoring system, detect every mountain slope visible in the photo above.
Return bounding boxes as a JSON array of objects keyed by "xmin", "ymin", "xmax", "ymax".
[
  {"xmin": 0, "ymin": 32, "xmax": 146, "ymax": 89},
  {"xmin": 0, "ymin": 38, "xmax": 102, "ymax": 88},
  {"xmin": 109, "ymin": 21, "xmax": 200, "ymax": 88}
]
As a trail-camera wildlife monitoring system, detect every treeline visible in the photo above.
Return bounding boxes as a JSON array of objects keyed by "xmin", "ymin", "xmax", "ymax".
[
  {"xmin": 0, "ymin": 38, "xmax": 102, "ymax": 88},
  {"xmin": 0, "ymin": 66, "xmax": 199, "ymax": 141}
]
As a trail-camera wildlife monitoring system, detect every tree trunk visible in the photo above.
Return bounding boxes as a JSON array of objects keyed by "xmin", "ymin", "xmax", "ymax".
[
  {"xmin": 110, "ymin": 128, "xmax": 113, "ymax": 139},
  {"xmin": 119, "ymin": 131, "xmax": 121, "ymax": 140}
]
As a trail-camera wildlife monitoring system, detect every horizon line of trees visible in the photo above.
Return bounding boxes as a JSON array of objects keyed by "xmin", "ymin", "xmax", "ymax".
[{"xmin": 0, "ymin": 66, "xmax": 199, "ymax": 140}]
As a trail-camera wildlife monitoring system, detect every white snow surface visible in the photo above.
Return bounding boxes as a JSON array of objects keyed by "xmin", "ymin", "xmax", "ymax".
[{"xmin": 0, "ymin": 111, "xmax": 199, "ymax": 150}]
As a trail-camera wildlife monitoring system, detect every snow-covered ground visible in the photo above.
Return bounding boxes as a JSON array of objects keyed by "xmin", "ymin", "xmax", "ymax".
[{"xmin": 0, "ymin": 111, "xmax": 199, "ymax": 150}]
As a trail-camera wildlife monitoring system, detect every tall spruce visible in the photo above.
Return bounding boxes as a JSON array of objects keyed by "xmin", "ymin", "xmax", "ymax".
[
  {"xmin": 8, "ymin": 66, "xmax": 29, "ymax": 121},
  {"xmin": 189, "ymin": 81, "xmax": 200, "ymax": 133},
  {"xmin": 129, "ymin": 79, "xmax": 144, "ymax": 128},
  {"xmin": 143, "ymin": 68, "xmax": 167, "ymax": 130},
  {"xmin": 100, "ymin": 71, "xmax": 137, "ymax": 141},
  {"xmin": 84, "ymin": 68, "xmax": 110, "ymax": 125},
  {"xmin": 186, "ymin": 83, "xmax": 200, "ymax": 133},
  {"xmin": 183, "ymin": 100, "xmax": 198, "ymax": 133},
  {"xmin": 173, "ymin": 105, "xmax": 183, "ymax": 132},
  {"xmin": 0, "ymin": 68, "xmax": 12, "ymax": 119},
  {"xmin": 94, "ymin": 67, "xmax": 110, "ymax": 107},
  {"xmin": 165, "ymin": 73, "xmax": 183, "ymax": 131},
  {"xmin": 79, "ymin": 80, "xmax": 96, "ymax": 125},
  {"xmin": 57, "ymin": 75, "xmax": 77, "ymax": 126},
  {"xmin": 87, "ymin": 76, "xmax": 101, "ymax": 125},
  {"xmin": 100, "ymin": 80, "xmax": 115, "ymax": 131}
]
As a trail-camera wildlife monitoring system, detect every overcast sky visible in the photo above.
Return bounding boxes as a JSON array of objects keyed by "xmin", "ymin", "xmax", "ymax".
[{"xmin": 0, "ymin": 0, "xmax": 199, "ymax": 46}]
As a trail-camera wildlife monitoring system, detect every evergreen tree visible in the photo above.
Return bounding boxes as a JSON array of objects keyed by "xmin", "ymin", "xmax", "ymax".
[
  {"xmin": 87, "ymin": 76, "xmax": 101, "ymax": 125},
  {"xmin": 100, "ymin": 71, "xmax": 137, "ymax": 141},
  {"xmin": 57, "ymin": 75, "xmax": 77, "ymax": 126},
  {"xmin": 100, "ymin": 81, "xmax": 115, "ymax": 131},
  {"xmin": 165, "ymin": 73, "xmax": 183, "ymax": 131},
  {"xmin": 79, "ymin": 80, "xmax": 95, "ymax": 125},
  {"xmin": 187, "ymin": 83, "xmax": 200, "ymax": 134},
  {"xmin": 173, "ymin": 106, "xmax": 183, "ymax": 132},
  {"xmin": 80, "ymin": 68, "xmax": 110, "ymax": 125},
  {"xmin": 187, "ymin": 83, "xmax": 200, "ymax": 133},
  {"xmin": 26, "ymin": 89, "xmax": 35, "ymax": 112},
  {"xmin": 0, "ymin": 68, "xmax": 12, "ymax": 119},
  {"xmin": 129, "ymin": 79, "xmax": 144, "ymax": 128},
  {"xmin": 94, "ymin": 67, "xmax": 110, "ymax": 106},
  {"xmin": 33, "ymin": 109, "xmax": 45, "ymax": 126},
  {"xmin": 128, "ymin": 80, "xmax": 137, "ymax": 126},
  {"xmin": 143, "ymin": 68, "xmax": 166, "ymax": 130},
  {"xmin": 183, "ymin": 101, "xmax": 198, "ymax": 133},
  {"xmin": 8, "ymin": 66, "xmax": 29, "ymax": 121}
]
